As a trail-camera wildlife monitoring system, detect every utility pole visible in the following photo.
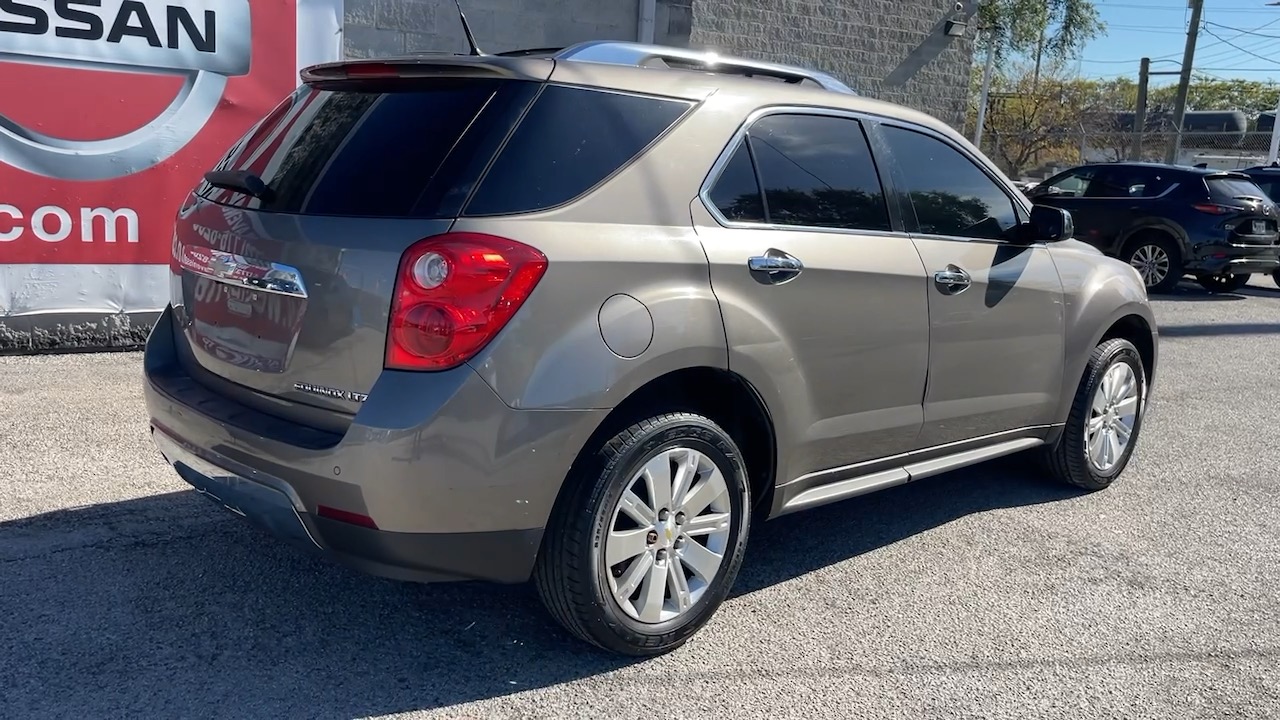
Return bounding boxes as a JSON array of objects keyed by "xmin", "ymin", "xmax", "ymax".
[
  {"xmin": 974, "ymin": 29, "xmax": 998, "ymax": 151},
  {"xmin": 1165, "ymin": 0, "xmax": 1204, "ymax": 165},
  {"xmin": 1132, "ymin": 58, "xmax": 1151, "ymax": 161},
  {"xmin": 1269, "ymin": 95, "xmax": 1280, "ymax": 165}
]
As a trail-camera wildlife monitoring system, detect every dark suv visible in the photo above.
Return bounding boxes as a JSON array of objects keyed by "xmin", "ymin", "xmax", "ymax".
[
  {"xmin": 1237, "ymin": 163, "xmax": 1280, "ymax": 287},
  {"xmin": 1028, "ymin": 162, "xmax": 1280, "ymax": 293}
]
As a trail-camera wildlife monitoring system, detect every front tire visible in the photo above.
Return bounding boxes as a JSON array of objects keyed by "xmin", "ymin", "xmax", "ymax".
[
  {"xmin": 1042, "ymin": 338, "xmax": 1147, "ymax": 491},
  {"xmin": 534, "ymin": 412, "xmax": 751, "ymax": 656}
]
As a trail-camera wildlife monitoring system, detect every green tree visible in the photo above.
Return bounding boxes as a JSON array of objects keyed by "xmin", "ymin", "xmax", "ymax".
[
  {"xmin": 977, "ymin": 0, "xmax": 1106, "ymax": 68},
  {"xmin": 1148, "ymin": 77, "xmax": 1280, "ymax": 120}
]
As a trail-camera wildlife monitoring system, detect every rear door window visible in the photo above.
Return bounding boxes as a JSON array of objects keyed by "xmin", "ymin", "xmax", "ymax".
[
  {"xmin": 707, "ymin": 144, "xmax": 767, "ymax": 223},
  {"xmin": 745, "ymin": 114, "xmax": 891, "ymax": 232},
  {"xmin": 1088, "ymin": 166, "xmax": 1175, "ymax": 198},
  {"xmin": 704, "ymin": 113, "xmax": 892, "ymax": 232},
  {"xmin": 198, "ymin": 78, "xmax": 534, "ymax": 218},
  {"xmin": 463, "ymin": 85, "xmax": 694, "ymax": 216}
]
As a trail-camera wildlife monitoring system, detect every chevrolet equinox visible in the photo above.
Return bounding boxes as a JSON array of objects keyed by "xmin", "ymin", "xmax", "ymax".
[{"xmin": 143, "ymin": 41, "xmax": 1160, "ymax": 657}]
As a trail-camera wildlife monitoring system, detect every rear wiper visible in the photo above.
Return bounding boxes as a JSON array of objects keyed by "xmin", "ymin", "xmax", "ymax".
[{"xmin": 203, "ymin": 169, "xmax": 273, "ymax": 201}]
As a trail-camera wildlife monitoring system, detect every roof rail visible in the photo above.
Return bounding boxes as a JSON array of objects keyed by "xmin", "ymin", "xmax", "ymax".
[{"xmin": 552, "ymin": 41, "xmax": 857, "ymax": 95}]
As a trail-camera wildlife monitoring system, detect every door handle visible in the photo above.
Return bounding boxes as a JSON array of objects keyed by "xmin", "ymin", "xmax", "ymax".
[
  {"xmin": 747, "ymin": 249, "xmax": 804, "ymax": 283},
  {"xmin": 933, "ymin": 265, "xmax": 971, "ymax": 294}
]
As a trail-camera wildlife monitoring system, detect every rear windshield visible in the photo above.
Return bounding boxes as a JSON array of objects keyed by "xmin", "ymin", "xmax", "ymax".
[
  {"xmin": 198, "ymin": 79, "xmax": 693, "ymax": 219},
  {"xmin": 1207, "ymin": 176, "xmax": 1270, "ymax": 203},
  {"xmin": 197, "ymin": 78, "xmax": 531, "ymax": 218}
]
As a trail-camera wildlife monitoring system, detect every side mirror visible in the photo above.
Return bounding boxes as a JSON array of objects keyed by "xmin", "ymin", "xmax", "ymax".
[{"xmin": 1027, "ymin": 204, "xmax": 1074, "ymax": 243}]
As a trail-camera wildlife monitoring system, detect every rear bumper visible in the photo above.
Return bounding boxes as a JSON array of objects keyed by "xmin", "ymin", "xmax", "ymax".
[
  {"xmin": 143, "ymin": 305, "xmax": 607, "ymax": 584},
  {"xmin": 1186, "ymin": 242, "xmax": 1280, "ymax": 275},
  {"xmin": 152, "ymin": 427, "xmax": 541, "ymax": 583}
]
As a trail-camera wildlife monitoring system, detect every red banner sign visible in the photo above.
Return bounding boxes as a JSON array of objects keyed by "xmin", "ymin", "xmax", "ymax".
[{"xmin": 0, "ymin": 0, "xmax": 308, "ymax": 266}]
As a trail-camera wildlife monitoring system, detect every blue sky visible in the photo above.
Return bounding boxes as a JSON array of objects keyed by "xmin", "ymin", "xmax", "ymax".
[{"xmin": 1073, "ymin": 0, "xmax": 1280, "ymax": 85}]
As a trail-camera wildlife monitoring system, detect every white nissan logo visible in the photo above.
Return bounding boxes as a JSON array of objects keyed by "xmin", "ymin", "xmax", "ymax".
[{"xmin": 0, "ymin": 0, "xmax": 251, "ymax": 181}]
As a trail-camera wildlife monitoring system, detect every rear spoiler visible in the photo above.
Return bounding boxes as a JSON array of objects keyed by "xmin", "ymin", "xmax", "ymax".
[
  {"xmin": 1203, "ymin": 171, "xmax": 1254, "ymax": 181},
  {"xmin": 300, "ymin": 55, "xmax": 556, "ymax": 85}
]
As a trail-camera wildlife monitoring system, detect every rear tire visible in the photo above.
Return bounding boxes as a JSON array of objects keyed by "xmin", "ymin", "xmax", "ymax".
[
  {"xmin": 534, "ymin": 412, "xmax": 751, "ymax": 657},
  {"xmin": 1196, "ymin": 273, "xmax": 1250, "ymax": 293},
  {"xmin": 1272, "ymin": 268, "xmax": 1280, "ymax": 289},
  {"xmin": 1042, "ymin": 338, "xmax": 1147, "ymax": 491},
  {"xmin": 1123, "ymin": 233, "xmax": 1182, "ymax": 294}
]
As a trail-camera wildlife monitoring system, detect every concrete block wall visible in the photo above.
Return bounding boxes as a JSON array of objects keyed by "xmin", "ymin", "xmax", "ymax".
[
  {"xmin": 342, "ymin": 0, "xmax": 976, "ymax": 129},
  {"xmin": 688, "ymin": 0, "xmax": 977, "ymax": 129},
  {"xmin": 342, "ymin": 0, "xmax": 641, "ymax": 58}
]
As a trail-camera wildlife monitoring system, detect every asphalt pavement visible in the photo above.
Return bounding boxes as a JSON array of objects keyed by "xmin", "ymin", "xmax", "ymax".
[{"xmin": 3, "ymin": 279, "xmax": 1280, "ymax": 719}]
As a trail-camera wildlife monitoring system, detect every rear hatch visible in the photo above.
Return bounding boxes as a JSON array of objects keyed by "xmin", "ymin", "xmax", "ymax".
[
  {"xmin": 168, "ymin": 61, "xmax": 551, "ymax": 427},
  {"xmin": 1200, "ymin": 173, "xmax": 1280, "ymax": 246},
  {"xmin": 167, "ymin": 57, "xmax": 698, "ymax": 430}
]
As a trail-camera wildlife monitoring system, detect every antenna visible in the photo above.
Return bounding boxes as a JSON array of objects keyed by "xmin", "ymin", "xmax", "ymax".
[{"xmin": 452, "ymin": 0, "xmax": 485, "ymax": 56}]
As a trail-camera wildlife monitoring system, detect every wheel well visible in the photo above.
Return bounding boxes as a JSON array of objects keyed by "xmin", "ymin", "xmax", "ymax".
[
  {"xmin": 566, "ymin": 367, "xmax": 777, "ymax": 517},
  {"xmin": 1120, "ymin": 227, "xmax": 1181, "ymax": 261},
  {"xmin": 1100, "ymin": 314, "xmax": 1155, "ymax": 384}
]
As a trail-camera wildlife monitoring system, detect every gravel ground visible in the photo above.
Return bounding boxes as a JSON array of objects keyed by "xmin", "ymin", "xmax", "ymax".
[{"xmin": 3, "ymin": 280, "xmax": 1280, "ymax": 720}]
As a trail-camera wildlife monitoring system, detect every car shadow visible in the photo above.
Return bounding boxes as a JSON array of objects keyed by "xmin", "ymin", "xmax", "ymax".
[
  {"xmin": 1158, "ymin": 322, "xmax": 1280, "ymax": 338},
  {"xmin": 0, "ymin": 456, "xmax": 1079, "ymax": 717},
  {"xmin": 1152, "ymin": 283, "xmax": 1246, "ymax": 302}
]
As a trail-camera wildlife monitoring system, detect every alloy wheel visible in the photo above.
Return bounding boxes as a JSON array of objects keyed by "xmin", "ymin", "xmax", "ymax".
[
  {"xmin": 1085, "ymin": 362, "xmax": 1141, "ymax": 473},
  {"xmin": 604, "ymin": 447, "xmax": 733, "ymax": 624},
  {"xmin": 1129, "ymin": 244, "xmax": 1171, "ymax": 288}
]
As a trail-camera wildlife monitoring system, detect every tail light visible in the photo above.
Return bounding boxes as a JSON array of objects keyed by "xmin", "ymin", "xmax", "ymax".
[
  {"xmin": 1193, "ymin": 203, "xmax": 1236, "ymax": 215},
  {"xmin": 386, "ymin": 232, "xmax": 547, "ymax": 371}
]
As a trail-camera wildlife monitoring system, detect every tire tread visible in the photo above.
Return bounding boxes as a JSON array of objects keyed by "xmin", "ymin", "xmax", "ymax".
[
  {"xmin": 1042, "ymin": 338, "xmax": 1143, "ymax": 491},
  {"xmin": 534, "ymin": 412, "xmax": 746, "ymax": 656}
]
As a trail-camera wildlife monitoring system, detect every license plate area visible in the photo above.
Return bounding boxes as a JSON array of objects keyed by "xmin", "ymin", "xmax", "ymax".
[{"xmin": 1252, "ymin": 220, "xmax": 1268, "ymax": 235}]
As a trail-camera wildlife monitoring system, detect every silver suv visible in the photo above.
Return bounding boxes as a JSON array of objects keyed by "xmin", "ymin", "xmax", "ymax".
[{"xmin": 143, "ymin": 42, "xmax": 1159, "ymax": 657}]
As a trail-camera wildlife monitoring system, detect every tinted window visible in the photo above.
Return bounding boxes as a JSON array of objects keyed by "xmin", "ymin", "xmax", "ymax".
[
  {"xmin": 1043, "ymin": 168, "xmax": 1094, "ymax": 197},
  {"xmin": 200, "ymin": 79, "xmax": 522, "ymax": 218},
  {"xmin": 708, "ymin": 144, "xmax": 766, "ymax": 223},
  {"xmin": 1253, "ymin": 179, "xmax": 1280, "ymax": 201},
  {"xmin": 1087, "ymin": 166, "xmax": 1176, "ymax": 198},
  {"xmin": 745, "ymin": 114, "xmax": 890, "ymax": 231},
  {"xmin": 1208, "ymin": 176, "xmax": 1271, "ymax": 203},
  {"xmin": 465, "ymin": 85, "xmax": 693, "ymax": 215},
  {"xmin": 881, "ymin": 126, "xmax": 1018, "ymax": 240}
]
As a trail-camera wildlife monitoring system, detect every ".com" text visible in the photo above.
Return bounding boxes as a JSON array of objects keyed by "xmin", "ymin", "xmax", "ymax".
[{"xmin": 0, "ymin": 203, "xmax": 139, "ymax": 243}]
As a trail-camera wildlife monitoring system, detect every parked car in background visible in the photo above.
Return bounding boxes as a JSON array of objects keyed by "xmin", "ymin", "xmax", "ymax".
[
  {"xmin": 143, "ymin": 41, "xmax": 1160, "ymax": 657},
  {"xmin": 1237, "ymin": 162, "xmax": 1280, "ymax": 288},
  {"xmin": 1027, "ymin": 162, "xmax": 1280, "ymax": 293}
]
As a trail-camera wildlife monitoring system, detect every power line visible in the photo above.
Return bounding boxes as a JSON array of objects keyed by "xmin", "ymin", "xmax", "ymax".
[
  {"xmin": 1104, "ymin": 24, "xmax": 1188, "ymax": 35},
  {"xmin": 1098, "ymin": 2, "xmax": 1274, "ymax": 12},
  {"xmin": 1199, "ymin": 67, "xmax": 1280, "ymax": 74},
  {"xmin": 1200, "ymin": 27, "xmax": 1280, "ymax": 68},
  {"xmin": 1194, "ymin": 33, "xmax": 1279, "ymax": 64},
  {"xmin": 1204, "ymin": 20, "xmax": 1280, "ymax": 39},
  {"xmin": 1079, "ymin": 16, "xmax": 1280, "ymax": 71},
  {"xmin": 1079, "ymin": 57, "xmax": 1180, "ymax": 65}
]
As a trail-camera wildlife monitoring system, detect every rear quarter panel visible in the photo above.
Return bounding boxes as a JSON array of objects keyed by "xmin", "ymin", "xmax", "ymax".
[
  {"xmin": 457, "ymin": 90, "xmax": 762, "ymax": 411},
  {"xmin": 459, "ymin": 219, "xmax": 727, "ymax": 410}
]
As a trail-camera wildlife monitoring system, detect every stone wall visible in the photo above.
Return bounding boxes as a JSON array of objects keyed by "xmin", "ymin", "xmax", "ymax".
[
  {"xmin": 687, "ymin": 0, "xmax": 977, "ymax": 128},
  {"xmin": 342, "ymin": 0, "xmax": 977, "ymax": 128}
]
